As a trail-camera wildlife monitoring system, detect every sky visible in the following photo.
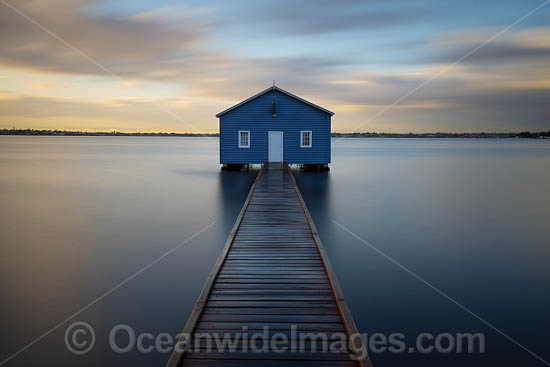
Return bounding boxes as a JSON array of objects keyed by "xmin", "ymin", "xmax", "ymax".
[{"xmin": 0, "ymin": 0, "xmax": 549, "ymax": 133}]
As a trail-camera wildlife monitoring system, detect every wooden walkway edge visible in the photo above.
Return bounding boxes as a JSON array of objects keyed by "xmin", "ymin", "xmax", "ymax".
[{"xmin": 166, "ymin": 163, "xmax": 372, "ymax": 367}]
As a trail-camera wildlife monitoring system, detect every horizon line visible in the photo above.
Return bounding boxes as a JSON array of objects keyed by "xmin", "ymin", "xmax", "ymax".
[{"xmin": 1, "ymin": 128, "xmax": 549, "ymax": 136}]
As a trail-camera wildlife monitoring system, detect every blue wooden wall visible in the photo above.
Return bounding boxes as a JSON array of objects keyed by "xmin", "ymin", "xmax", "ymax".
[{"xmin": 219, "ymin": 89, "xmax": 331, "ymax": 164}]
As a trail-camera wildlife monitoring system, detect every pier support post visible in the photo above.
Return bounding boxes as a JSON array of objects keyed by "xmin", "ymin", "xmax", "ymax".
[
  {"xmin": 300, "ymin": 163, "xmax": 330, "ymax": 172},
  {"xmin": 221, "ymin": 163, "xmax": 246, "ymax": 171}
]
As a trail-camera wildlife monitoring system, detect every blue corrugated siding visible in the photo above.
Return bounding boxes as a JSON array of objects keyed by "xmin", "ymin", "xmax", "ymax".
[{"xmin": 219, "ymin": 90, "xmax": 331, "ymax": 164}]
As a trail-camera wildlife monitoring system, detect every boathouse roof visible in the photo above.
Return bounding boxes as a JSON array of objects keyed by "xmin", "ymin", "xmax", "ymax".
[{"xmin": 215, "ymin": 85, "xmax": 334, "ymax": 117}]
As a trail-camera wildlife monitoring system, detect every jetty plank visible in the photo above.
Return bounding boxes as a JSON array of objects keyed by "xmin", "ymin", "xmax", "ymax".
[{"xmin": 166, "ymin": 163, "xmax": 371, "ymax": 367}]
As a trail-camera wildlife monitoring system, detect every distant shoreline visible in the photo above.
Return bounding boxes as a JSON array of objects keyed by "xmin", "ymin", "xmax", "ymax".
[{"xmin": 1, "ymin": 129, "xmax": 549, "ymax": 139}]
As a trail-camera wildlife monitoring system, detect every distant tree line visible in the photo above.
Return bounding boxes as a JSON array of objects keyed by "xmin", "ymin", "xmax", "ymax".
[
  {"xmin": 1, "ymin": 128, "xmax": 549, "ymax": 139},
  {"xmin": 0, "ymin": 129, "xmax": 219, "ymax": 137},
  {"xmin": 331, "ymin": 131, "xmax": 550, "ymax": 139}
]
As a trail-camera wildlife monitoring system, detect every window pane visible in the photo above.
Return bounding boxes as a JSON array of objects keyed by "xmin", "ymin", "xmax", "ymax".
[
  {"xmin": 240, "ymin": 131, "xmax": 249, "ymax": 146},
  {"xmin": 302, "ymin": 131, "xmax": 310, "ymax": 146}
]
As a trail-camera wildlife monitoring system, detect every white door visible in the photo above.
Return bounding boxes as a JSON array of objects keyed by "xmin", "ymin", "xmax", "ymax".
[{"xmin": 268, "ymin": 131, "xmax": 283, "ymax": 162}]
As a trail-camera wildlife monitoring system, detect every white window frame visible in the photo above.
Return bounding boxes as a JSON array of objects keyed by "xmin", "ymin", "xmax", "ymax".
[
  {"xmin": 300, "ymin": 130, "xmax": 312, "ymax": 148},
  {"xmin": 238, "ymin": 130, "xmax": 250, "ymax": 148}
]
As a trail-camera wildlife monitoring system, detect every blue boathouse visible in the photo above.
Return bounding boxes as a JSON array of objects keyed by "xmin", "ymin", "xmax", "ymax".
[{"xmin": 217, "ymin": 85, "xmax": 333, "ymax": 170}]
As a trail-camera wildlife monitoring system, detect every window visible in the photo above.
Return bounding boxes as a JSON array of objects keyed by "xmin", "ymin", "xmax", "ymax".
[
  {"xmin": 238, "ymin": 130, "xmax": 250, "ymax": 148},
  {"xmin": 300, "ymin": 131, "xmax": 312, "ymax": 148}
]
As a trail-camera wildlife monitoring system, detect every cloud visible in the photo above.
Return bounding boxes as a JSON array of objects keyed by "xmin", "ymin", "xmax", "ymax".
[
  {"xmin": 427, "ymin": 27, "xmax": 550, "ymax": 65},
  {"xmin": 0, "ymin": 0, "xmax": 215, "ymax": 77},
  {"xmin": 437, "ymin": 42, "xmax": 550, "ymax": 64},
  {"xmin": 0, "ymin": 0, "xmax": 354, "ymax": 98},
  {"xmin": 239, "ymin": 0, "xmax": 431, "ymax": 35}
]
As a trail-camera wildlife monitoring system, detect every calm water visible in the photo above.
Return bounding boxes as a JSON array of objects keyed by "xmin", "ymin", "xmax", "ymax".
[{"xmin": 1, "ymin": 136, "xmax": 549, "ymax": 366}]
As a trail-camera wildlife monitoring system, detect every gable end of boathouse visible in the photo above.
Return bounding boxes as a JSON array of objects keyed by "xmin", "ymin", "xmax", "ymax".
[{"xmin": 217, "ymin": 85, "xmax": 333, "ymax": 168}]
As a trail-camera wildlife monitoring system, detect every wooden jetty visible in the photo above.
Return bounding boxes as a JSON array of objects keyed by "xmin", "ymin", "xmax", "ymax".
[{"xmin": 167, "ymin": 163, "xmax": 371, "ymax": 367}]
